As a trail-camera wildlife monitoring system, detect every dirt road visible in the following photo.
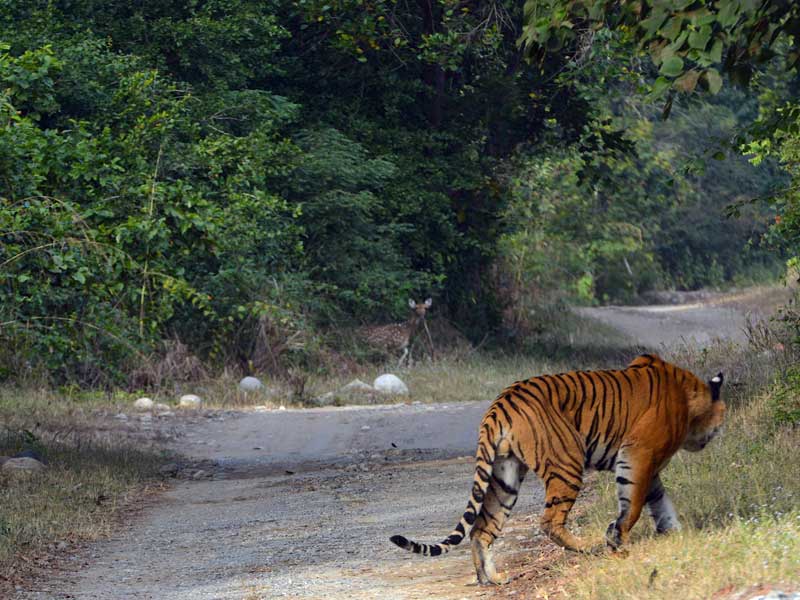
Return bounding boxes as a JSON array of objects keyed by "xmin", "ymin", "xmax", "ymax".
[
  {"xmin": 18, "ymin": 291, "xmax": 771, "ymax": 599},
  {"xmin": 22, "ymin": 403, "xmax": 542, "ymax": 600}
]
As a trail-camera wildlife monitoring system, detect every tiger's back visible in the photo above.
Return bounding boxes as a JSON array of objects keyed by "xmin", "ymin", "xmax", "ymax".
[{"xmin": 390, "ymin": 354, "xmax": 726, "ymax": 585}]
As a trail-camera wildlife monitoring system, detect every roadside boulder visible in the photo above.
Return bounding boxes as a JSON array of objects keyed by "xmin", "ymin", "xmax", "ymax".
[
  {"xmin": 179, "ymin": 394, "xmax": 203, "ymax": 409},
  {"xmin": 133, "ymin": 397, "xmax": 154, "ymax": 411},
  {"xmin": 239, "ymin": 376, "xmax": 263, "ymax": 392},
  {"xmin": 2, "ymin": 457, "xmax": 46, "ymax": 475},
  {"xmin": 338, "ymin": 379, "xmax": 379, "ymax": 404},
  {"xmin": 342, "ymin": 379, "xmax": 374, "ymax": 394},
  {"xmin": 373, "ymin": 374, "xmax": 409, "ymax": 396}
]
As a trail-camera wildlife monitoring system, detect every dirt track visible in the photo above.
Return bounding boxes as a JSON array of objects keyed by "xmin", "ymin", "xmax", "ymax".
[{"xmin": 17, "ymin": 291, "xmax": 771, "ymax": 600}]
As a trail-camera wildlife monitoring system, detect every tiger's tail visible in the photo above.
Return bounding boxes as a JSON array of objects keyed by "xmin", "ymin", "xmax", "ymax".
[{"xmin": 389, "ymin": 423, "xmax": 499, "ymax": 557}]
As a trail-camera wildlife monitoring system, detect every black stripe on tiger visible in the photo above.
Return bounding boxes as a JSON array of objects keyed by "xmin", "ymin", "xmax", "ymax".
[{"xmin": 389, "ymin": 421, "xmax": 501, "ymax": 557}]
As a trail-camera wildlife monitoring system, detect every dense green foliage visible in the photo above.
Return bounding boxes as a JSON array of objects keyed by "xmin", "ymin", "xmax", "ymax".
[{"xmin": 0, "ymin": 1, "xmax": 789, "ymax": 385}]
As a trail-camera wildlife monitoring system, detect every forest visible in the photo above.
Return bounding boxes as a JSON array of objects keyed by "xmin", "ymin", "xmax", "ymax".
[{"xmin": 1, "ymin": 0, "xmax": 798, "ymax": 386}]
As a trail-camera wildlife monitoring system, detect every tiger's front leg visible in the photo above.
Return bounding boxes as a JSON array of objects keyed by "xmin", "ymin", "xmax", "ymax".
[{"xmin": 606, "ymin": 447, "xmax": 654, "ymax": 549}]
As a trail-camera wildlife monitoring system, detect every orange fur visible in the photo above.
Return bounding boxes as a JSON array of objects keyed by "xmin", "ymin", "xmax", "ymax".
[{"xmin": 390, "ymin": 354, "xmax": 726, "ymax": 585}]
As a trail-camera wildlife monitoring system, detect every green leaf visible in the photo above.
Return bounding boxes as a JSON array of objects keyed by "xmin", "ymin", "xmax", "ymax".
[
  {"xmin": 641, "ymin": 11, "xmax": 668, "ymax": 35},
  {"xmin": 651, "ymin": 76, "xmax": 672, "ymax": 97},
  {"xmin": 688, "ymin": 26, "xmax": 711, "ymax": 50},
  {"xmin": 717, "ymin": 2, "xmax": 740, "ymax": 28},
  {"xmin": 659, "ymin": 56, "xmax": 685, "ymax": 77},
  {"xmin": 661, "ymin": 17, "xmax": 684, "ymax": 42},
  {"xmin": 704, "ymin": 68, "xmax": 723, "ymax": 94},
  {"xmin": 708, "ymin": 38, "xmax": 723, "ymax": 63}
]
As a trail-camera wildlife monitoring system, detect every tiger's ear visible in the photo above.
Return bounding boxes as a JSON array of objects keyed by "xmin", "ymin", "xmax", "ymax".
[
  {"xmin": 424, "ymin": 298, "xmax": 432, "ymax": 308},
  {"xmin": 409, "ymin": 299, "xmax": 417, "ymax": 309},
  {"xmin": 709, "ymin": 373, "xmax": 724, "ymax": 402}
]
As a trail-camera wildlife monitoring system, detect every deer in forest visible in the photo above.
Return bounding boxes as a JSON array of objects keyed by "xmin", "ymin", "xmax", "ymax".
[{"xmin": 360, "ymin": 298, "xmax": 434, "ymax": 367}]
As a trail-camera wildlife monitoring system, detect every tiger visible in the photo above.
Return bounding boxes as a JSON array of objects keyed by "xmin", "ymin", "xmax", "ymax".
[{"xmin": 390, "ymin": 354, "xmax": 725, "ymax": 585}]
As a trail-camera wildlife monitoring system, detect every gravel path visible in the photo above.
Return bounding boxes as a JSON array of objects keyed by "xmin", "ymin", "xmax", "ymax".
[
  {"xmin": 20, "ymin": 402, "xmax": 544, "ymax": 600},
  {"xmin": 17, "ymin": 291, "xmax": 766, "ymax": 599}
]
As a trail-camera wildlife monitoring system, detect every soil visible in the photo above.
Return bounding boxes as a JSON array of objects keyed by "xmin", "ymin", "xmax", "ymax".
[{"xmin": 15, "ymin": 288, "xmax": 785, "ymax": 600}]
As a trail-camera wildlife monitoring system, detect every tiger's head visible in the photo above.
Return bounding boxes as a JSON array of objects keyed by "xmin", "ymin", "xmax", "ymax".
[{"xmin": 682, "ymin": 373, "xmax": 725, "ymax": 452}]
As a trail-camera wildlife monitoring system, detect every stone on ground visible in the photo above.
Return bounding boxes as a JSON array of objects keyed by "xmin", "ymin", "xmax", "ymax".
[
  {"xmin": 133, "ymin": 397, "xmax": 154, "ymax": 411},
  {"xmin": 373, "ymin": 374, "xmax": 409, "ymax": 395},
  {"xmin": 337, "ymin": 379, "xmax": 379, "ymax": 404},
  {"xmin": 341, "ymin": 379, "xmax": 374, "ymax": 393},
  {"xmin": 2, "ymin": 456, "xmax": 46, "ymax": 475},
  {"xmin": 239, "ymin": 376, "xmax": 263, "ymax": 392},
  {"xmin": 179, "ymin": 394, "xmax": 203, "ymax": 408}
]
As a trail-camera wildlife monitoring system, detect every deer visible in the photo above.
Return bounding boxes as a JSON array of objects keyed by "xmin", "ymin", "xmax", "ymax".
[{"xmin": 360, "ymin": 298, "xmax": 434, "ymax": 367}]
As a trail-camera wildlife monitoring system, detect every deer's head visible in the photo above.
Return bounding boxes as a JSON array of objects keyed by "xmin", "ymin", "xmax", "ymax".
[{"xmin": 408, "ymin": 298, "xmax": 432, "ymax": 322}]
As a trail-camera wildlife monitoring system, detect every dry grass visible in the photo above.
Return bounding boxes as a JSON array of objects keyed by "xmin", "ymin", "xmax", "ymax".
[
  {"xmin": 552, "ymin": 514, "xmax": 800, "ymax": 600},
  {"xmin": 0, "ymin": 390, "xmax": 163, "ymax": 590}
]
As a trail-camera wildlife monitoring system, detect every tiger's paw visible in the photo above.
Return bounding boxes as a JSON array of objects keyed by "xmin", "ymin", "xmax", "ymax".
[
  {"xmin": 605, "ymin": 522, "xmax": 622, "ymax": 550},
  {"xmin": 473, "ymin": 571, "xmax": 510, "ymax": 586}
]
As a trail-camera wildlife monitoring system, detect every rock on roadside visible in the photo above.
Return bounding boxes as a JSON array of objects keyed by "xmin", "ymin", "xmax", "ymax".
[
  {"xmin": 179, "ymin": 394, "xmax": 203, "ymax": 409},
  {"xmin": 2, "ymin": 456, "xmax": 46, "ymax": 476},
  {"xmin": 342, "ymin": 379, "xmax": 374, "ymax": 394},
  {"xmin": 133, "ymin": 397, "xmax": 154, "ymax": 411},
  {"xmin": 239, "ymin": 376, "xmax": 263, "ymax": 392},
  {"xmin": 373, "ymin": 374, "xmax": 409, "ymax": 395}
]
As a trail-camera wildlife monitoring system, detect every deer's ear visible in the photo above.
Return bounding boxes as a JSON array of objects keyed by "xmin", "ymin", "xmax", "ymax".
[
  {"xmin": 424, "ymin": 298, "xmax": 432, "ymax": 307},
  {"xmin": 408, "ymin": 299, "xmax": 416, "ymax": 309}
]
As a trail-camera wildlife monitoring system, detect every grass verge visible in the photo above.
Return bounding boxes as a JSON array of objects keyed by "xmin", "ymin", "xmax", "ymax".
[{"xmin": 0, "ymin": 390, "xmax": 163, "ymax": 591}]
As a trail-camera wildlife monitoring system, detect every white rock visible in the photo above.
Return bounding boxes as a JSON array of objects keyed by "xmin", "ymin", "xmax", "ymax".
[
  {"xmin": 2, "ymin": 457, "xmax": 45, "ymax": 474},
  {"xmin": 192, "ymin": 469, "xmax": 207, "ymax": 480},
  {"xmin": 278, "ymin": 405, "xmax": 286, "ymax": 411},
  {"xmin": 133, "ymin": 397, "xmax": 154, "ymax": 411},
  {"xmin": 154, "ymin": 403, "xmax": 170, "ymax": 412},
  {"xmin": 239, "ymin": 376, "xmax": 263, "ymax": 392},
  {"xmin": 114, "ymin": 413, "xmax": 129, "ymax": 421},
  {"xmin": 156, "ymin": 411, "xmax": 175, "ymax": 418},
  {"xmin": 253, "ymin": 405, "xmax": 269, "ymax": 412},
  {"xmin": 373, "ymin": 374, "xmax": 409, "ymax": 395},
  {"xmin": 341, "ymin": 379, "xmax": 374, "ymax": 393},
  {"xmin": 179, "ymin": 394, "xmax": 203, "ymax": 408}
]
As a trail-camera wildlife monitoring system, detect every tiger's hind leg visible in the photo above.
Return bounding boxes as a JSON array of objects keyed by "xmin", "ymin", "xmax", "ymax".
[
  {"xmin": 606, "ymin": 446, "xmax": 654, "ymax": 549},
  {"xmin": 470, "ymin": 454, "xmax": 527, "ymax": 585},
  {"xmin": 539, "ymin": 470, "xmax": 588, "ymax": 552},
  {"xmin": 645, "ymin": 475, "xmax": 681, "ymax": 534}
]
